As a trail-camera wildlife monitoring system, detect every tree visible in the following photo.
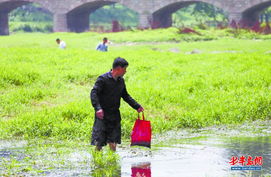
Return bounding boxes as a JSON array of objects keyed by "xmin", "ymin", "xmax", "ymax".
[
  {"xmin": 191, "ymin": 2, "xmax": 227, "ymax": 25},
  {"xmin": 260, "ymin": 7, "xmax": 271, "ymax": 23}
]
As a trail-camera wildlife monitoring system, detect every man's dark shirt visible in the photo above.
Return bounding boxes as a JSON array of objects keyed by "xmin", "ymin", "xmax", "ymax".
[{"xmin": 90, "ymin": 71, "xmax": 140, "ymax": 113}]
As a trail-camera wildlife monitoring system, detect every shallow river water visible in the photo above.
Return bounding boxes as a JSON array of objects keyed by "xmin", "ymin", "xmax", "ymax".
[{"xmin": 0, "ymin": 120, "xmax": 270, "ymax": 177}]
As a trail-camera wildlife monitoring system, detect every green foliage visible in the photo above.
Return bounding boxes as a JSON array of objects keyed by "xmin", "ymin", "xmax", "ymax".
[
  {"xmin": 172, "ymin": 3, "xmax": 227, "ymax": 27},
  {"xmin": 91, "ymin": 149, "xmax": 120, "ymax": 168},
  {"xmin": 9, "ymin": 4, "xmax": 52, "ymax": 22},
  {"xmin": 175, "ymin": 2, "xmax": 227, "ymax": 26},
  {"xmin": 90, "ymin": 149, "xmax": 120, "ymax": 177},
  {"xmin": 90, "ymin": 4, "xmax": 138, "ymax": 27},
  {"xmin": 2, "ymin": 157, "xmax": 22, "ymax": 176},
  {"xmin": 0, "ymin": 29, "xmax": 271, "ymax": 141},
  {"xmin": 2, "ymin": 101, "xmax": 92, "ymax": 139},
  {"xmin": 260, "ymin": 7, "xmax": 271, "ymax": 23},
  {"xmin": 0, "ymin": 65, "xmax": 40, "ymax": 87},
  {"xmin": 10, "ymin": 22, "xmax": 53, "ymax": 33}
]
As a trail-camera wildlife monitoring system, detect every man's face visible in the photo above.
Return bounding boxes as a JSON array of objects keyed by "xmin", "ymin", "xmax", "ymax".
[
  {"xmin": 116, "ymin": 66, "xmax": 127, "ymax": 77},
  {"xmin": 56, "ymin": 40, "xmax": 60, "ymax": 44}
]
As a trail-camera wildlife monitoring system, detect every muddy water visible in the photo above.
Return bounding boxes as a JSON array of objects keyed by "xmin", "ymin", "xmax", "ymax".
[{"xmin": 0, "ymin": 120, "xmax": 271, "ymax": 177}]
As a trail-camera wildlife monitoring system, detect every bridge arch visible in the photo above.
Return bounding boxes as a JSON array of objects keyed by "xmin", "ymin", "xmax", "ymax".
[
  {"xmin": 242, "ymin": 1, "xmax": 271, "ymax": 26},
  {"xmin": 0, "ymin": 0, "xmax": 52, "ymax": 35},
  {"xmin": 67, "ymin": 1, "xmax": 115, "ymax": 32},
  {"xmin": 66, "ymin": 0, "xmax": 141, "ymax": 14},
  {"xmin": 152, "ymin": 0, "xmax": 224, "ymax": 14},
  {"xmin": 0, "ymin": 0, "xmax": 52, "ymax": 12},
  {"xmin": 63, "ymin": 0, "xmax": 143, "ymax": 32},
  {"xmin": 151, "ymin": 0, "xmax": 226, "ymax": 28},
  {"xmin": 1, "ymin": 0, "xmax": 271, "ymax": 34}
]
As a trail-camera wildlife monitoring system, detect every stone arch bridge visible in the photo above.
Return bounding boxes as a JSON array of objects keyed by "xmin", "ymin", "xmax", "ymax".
[{"xmin": 0, "ymin": 0, "xmax": 271, "ymax": 35}]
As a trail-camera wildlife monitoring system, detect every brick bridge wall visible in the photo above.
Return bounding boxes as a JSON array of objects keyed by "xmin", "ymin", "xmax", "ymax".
[{"xmin": 0, "ymin": 0, "xmax": 271, "ymax": 35}]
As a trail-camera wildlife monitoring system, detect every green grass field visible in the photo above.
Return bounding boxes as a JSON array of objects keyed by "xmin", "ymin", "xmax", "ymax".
[{"xmin": 0, "ymin": 28, "xmax": 271, "ymax": 141}]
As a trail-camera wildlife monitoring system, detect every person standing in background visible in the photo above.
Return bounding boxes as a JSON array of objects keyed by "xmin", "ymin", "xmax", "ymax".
[
  {"xmin": 96, "ymin": 37, "xmax": 109, "ymax": 52},
  {"xmin": 56, "ymin": 38, "xmax": 66, "ymax": 49}
]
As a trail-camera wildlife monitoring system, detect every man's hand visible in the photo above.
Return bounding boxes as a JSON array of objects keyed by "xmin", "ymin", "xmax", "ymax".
[
  {"xmin": 137, "ymin": 106, "xmax": 144, "ymax": 113},
  {"xmin": 96, "ymin": 109, "xmax": 104, "ymax": 119}
]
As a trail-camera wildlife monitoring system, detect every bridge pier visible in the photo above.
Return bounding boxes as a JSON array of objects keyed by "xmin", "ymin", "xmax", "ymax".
[
  {"xmin": 68, "ymin": 12, "xmax": 89, "ymax": 32},
  {"xmin": 138, "ymin": 12, "xmax": 152, "ymax": 29},
  {"xmin": 0, "ymin": 12, "xmax": 9, "ymax": 35},
  {"xmin": 0, "ymin": 0, "xmax": 267, "ymax": 34},
  {"xmin": 228, "ymin": 12, "xmax": 243, "ymax": 27},
  {"xmin": 228, "ymin": 11, "xmax": 260, "ymax": 27},
  {"xmin": 53, "ymin": 13, "xmax": 69, "ymax": 32}
]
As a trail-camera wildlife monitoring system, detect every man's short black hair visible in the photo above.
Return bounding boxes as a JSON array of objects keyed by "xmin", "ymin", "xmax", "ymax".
[
  {"xmin": 56, "ymin": 38, "xmax": 60, "ymax": 41},
  {"xmin": 113, "ymin": 57, "xmax": 129, "ymax": 69},
  {"xmin": 103, "ymin": 37, "xmax": 108, "ymax": 41}
]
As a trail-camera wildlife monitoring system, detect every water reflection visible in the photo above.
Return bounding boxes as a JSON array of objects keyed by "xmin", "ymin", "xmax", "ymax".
[
  {"xmin": 0, "ymin": 123, "xmax": 271, "ymax": 177},
  {"xmin": 0, "ymin": 150, "xmax": 11, "ymax": 158},
  {"xmin": 121, "ymin": 136, "xmax": 271, "ymax": 176},
  {"xmin": 131, "ymin": 162, "xmax": 151, "ymax": 177},
  {"xmin": 91, "ymin": 166, "xmax": 121, "ymax": 177}
]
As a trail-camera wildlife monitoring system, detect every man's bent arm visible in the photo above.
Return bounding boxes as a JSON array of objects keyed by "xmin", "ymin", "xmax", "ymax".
[{"xmin": 121, "ymin": 83, "xmax": 141, "ymax": 110}]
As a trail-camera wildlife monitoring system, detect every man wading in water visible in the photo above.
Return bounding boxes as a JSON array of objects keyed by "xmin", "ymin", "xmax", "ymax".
[{"xmin": 90, "ymin": 57, "xmax": 144, "ymax": 151}]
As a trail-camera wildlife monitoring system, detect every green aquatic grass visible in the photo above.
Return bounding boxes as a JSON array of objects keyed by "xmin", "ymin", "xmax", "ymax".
[
  {"xmin": 90, "ymin": 149, "xmax": 120, "ymax": 177},
  {"xmin": 0, "ymin": 139, "xmax": 120, "ymax": 176},
  {"xmin": 0, "ymin": 29, "xmax": 271, "ymax": 141}
]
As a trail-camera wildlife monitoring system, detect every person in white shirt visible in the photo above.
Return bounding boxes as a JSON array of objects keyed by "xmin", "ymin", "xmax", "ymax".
[{"xmin": 56, "ymin": 38, "xmax": 66, "ymax": 49}]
